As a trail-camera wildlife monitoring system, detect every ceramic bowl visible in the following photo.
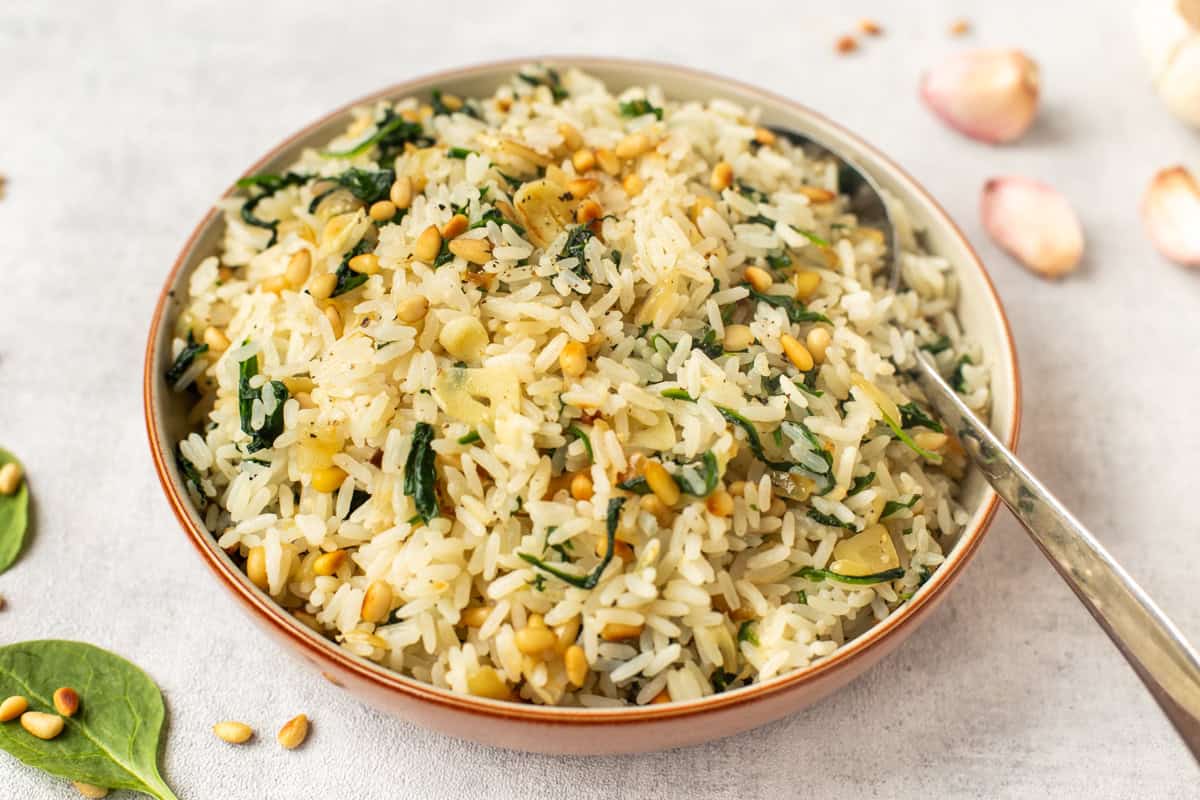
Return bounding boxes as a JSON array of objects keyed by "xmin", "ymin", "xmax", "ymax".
[{"xmin": 144, "ymin": 57, "xmax": 1020, "ymax": 754}]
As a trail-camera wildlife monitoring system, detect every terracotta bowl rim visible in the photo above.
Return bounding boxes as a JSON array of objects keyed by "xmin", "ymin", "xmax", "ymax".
[{"xmin": 143, "ymin": 55, "xmax": 1021, "ymax": 724}]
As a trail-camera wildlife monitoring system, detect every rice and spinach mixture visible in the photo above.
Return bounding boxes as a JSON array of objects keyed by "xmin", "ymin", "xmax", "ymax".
[{"xmin": 168, "ymin": 66, "xmax": 989, "ymax": 706}]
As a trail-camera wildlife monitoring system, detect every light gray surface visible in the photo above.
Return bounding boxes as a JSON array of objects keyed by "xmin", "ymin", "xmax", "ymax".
[{"xmin": 1, "ymin": 0, "xmax": 1197, "ymax": 797}]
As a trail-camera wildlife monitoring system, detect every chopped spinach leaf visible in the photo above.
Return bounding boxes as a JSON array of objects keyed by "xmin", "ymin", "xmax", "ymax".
[
  {"xmin": 673, "ymin": 451, "xmax": 720, "ymax": 498},
  {"xmin": 237, "ymin": 352, "xmax": 288, "ymax": 453},
  {"xmin": 559, "ymin": 225, "xmax": 594, "ymax": 281},
  {"xmin": 165, "ymin": 330, "xmax": 209, "ymax": 386},
  {"xmin": 660, "ymin": 388, "xmax": 696, "ymax": 402},
  {"xmin": 431, "ymin": 88, "xmax": 482, "ymax": 120},
  {"xmin": 951, "ymin": 355, "xmax": 973, "ymax": 393},
  {"xmin": 880, "ymin": 412, "xmax": 943, "ymax": 464},
  {"xmin": 330, "ymin": 238, "xmax": 373, "ymax": 297},
  {"xmin": 447, "ymin": 147, "xmax": 476, "ymax": 159},
  {"xmin": 766, "ymin": 251, "xmax": 792, "ymax": 270},
  {"xmin": 616, "ymin": 476, "xmax": 651, "ymax": 494},
  {"xmin": 710, "ymin": 669, "xmax": 738, "ymax": 693},
  {"xmin": 744, "ymin": 287, "xmax": 831, "ymax": 324},
  {"xmin": 348, "ymin": 489, "xmax": 371, "ymax": 515},
  {"xmin": 920, "ymin": 334, "xmax": 952, "ymax": 355},
  {"xmin": 518, "ymin": 497, "xmax": 625, "ymax": 589},
  {"xmin": 735, "ymin": 181, "xmax": 769, "ymax": 203},
  {"xmin": 736, "ymin": 620, "xmax": 759, "ymax": 646},
  {"xmin": 237, "ymin": 171, "xmax": 310, "ymax": 247},
  {"xmin": 457, "ymin": 430, "xmax": 482, "ymax": 445},
  {"xmin": 321, "ymin": 109, "xmax": 427, "ymax": 159},
  {"xmin": 847, "ymin": 471, "xmax": 877, "ymax": 497},
  {"xmin": 619, "ymin": 98, "xmax": 663, "ymax": 120},
  {"xmin": 899, "ymin": 402, "xmax": 943, "ymax": 433},
  {"xmin": 403, "ymin": 422, "xmax": 439, "ymax": 522},
  {"xmin": 566, "ymin": 424, "xmax": 594, "ymax": 463},
  {"xmin": 794, "ymin": 566, "xmax": 906, "ymax": 585},
  {"xmin": 175, "ymin": 445, "xmax": 205, "ymax": 508},
  {"xmin": 517, "ymin": 68, "xmax": 568, "ymax": 101},
  {"xmin": 716, "ymin": 406, "xmax": 835, "ymax": 494},
  {"xmin": 695, "ymin": 328, "xmax": 724, "ymax": 359},
  {"xmin": 881, "ymin": 494, "xmax": 920, "ymax": 519},
  {"xmin": 806, "ymin": 509, "xmax": 859, "ymax": 531}
]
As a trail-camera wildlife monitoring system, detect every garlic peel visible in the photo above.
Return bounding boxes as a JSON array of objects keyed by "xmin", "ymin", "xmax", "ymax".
[
  {"xmin": 980, "ymin": 177, "xmax": 1084, "ymax": 279},
  {"xmin": 920, "ymin": 49, "xmax": 1040, "ymax": 144},
  {"xmin": 1141, "ymin": 165, "xmax": 1200, "ymax": 267}
]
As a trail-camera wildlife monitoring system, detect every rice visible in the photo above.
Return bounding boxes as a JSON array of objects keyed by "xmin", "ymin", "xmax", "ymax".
[{"xmin": 165, "ymin": 65, "xmax": 989, "ymax": 707}]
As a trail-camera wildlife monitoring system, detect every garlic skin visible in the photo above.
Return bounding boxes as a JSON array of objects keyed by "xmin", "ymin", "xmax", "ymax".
[
  {"xmin": 1141, "ymin": 166, "xmax": 1200, "ymax": 267},
  {"xmin": 920, "ymin": 49, "xmax": 1040, "ymax": 143},
  {"xmin": 980, "ymin": 177, "xmax": 1084, "ymax": 279},
  {"xmin": 1136, "ymin": 0, "xmax": 1200, "ymax": 128}
]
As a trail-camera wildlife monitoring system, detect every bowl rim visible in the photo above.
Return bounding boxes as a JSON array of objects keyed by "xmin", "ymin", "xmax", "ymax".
[{"xmin": 143, "ymin": 55, "xmax": 1021, "ymax": 724}]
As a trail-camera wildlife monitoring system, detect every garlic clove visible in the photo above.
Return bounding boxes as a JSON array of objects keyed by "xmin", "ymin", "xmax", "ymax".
[
  {"xmin": 980, "ymin": 177, "xmax": 1084, "ymax": 279},
  {"xmin": 1141, "ymin": 165, "xmax": 1200, "ymax": 267},
  {"xmin": 1136, "ymin": 0, "xmax": 1200, "ymax": 128},
  {"xmin": 920, "ymin": 49, "xmax": 1040, "ymax": 143}
]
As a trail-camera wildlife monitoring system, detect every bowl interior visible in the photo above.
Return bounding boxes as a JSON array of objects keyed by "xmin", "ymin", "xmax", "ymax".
[{"xmin": 146, "ymin": 57, "xmax": 1019, "ymax": 719}]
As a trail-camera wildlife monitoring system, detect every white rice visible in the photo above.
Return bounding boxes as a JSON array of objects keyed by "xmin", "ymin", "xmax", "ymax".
[{"xmin": 166, "ymin": 65, "xmax": 989, "ymax": 707}]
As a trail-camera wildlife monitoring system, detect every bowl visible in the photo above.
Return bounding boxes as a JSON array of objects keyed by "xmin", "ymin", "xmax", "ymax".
[{"xmin": 144, "ymin": 56, "xmax": 1020, "ymax": 754}]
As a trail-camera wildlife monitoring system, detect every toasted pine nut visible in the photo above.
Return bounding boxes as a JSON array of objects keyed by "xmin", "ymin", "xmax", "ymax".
[
  {"xmin": 622, "ymin": 173, "xmax": 644, "ymax": 196},
  {"xmin": 858, "ymin": 18, "xmax": 882, "ymax": 35},
  {"xmin": 439, "ymin": 92, "xmax": 463, "ymax": 111},
  {"xmin": 722, "ymin": 324, "xmax": 754, "ymax": 352},
  {"xmin": 806, "ymin": 327, "xmax": 832, "ymax": 363},
  {"xmin": 276, "ymin": 714, "xmax": 309, "ymax": 750},
  {"xmin": 0, "ymin": 695, "xmax": 27, "ymax": 722},
  {"xmin": 913, "ymin": 431, "xmax": 949, "ymax": 452},
  {"xmin": 559, "ymin": 341, "xmax": 588, "ymax": 378},
  {"xmin": 202, "ymin": 326, "xmax": 231, "ymax": 353},
  {"xmin": 554, "ymin": 616, "xmax": 581, "ymax": 653},
  {"xmin": 644, "ymin": 461, "xmax": 681, "ymax": 506},
  {"xmin": 569, "ymin": 472, "xmax": 594, "ymax": 501},
  {"xmin": 575, "ymin": 199, "xmax": 603, "ymax": 224},
  {"xmin": 308, "ymin": 273, "xmax": 337, "ymax": 302},
  {"xmin": 514, "ymin": 625, "xmax": 557, "ymax": 655},
  {"xmin": 396, "ymin": 295, "xmax": 429, "ymax": 323},
  {"xmin": 213, "ymin": 721, "xmax": 253, "ymax": 744},
  {"xmin": 21, "ymin": 712, "xmax": 64, "ymax": 740},
  {"xmin": 649, "ymin": 689, "xmax": 671, "ymax": 704},
  {"xmin": 753, "ymin": 127, "xmax": 777, "ymax": 146},
  {"xmin": 744, "ymin": 266, "xmax": 773, "ymax": 292},
  {"xmin": 259, "ymin": 274, "xmax": 287, "ymax": 294},
  {"xmin": 558, "ymin": 122, "xmax": 583, "ymax": 151},
  {"xmin": 246, "ymin": 546, "xmax": 269, "ymax": 590},
  {"xmin": 361, "ymin": 581, "xmax": 393, "ymax": 623},
  {"xmin": 368, "ymin": 200, "xmax": 396, "ymax": 222},
  {"xmin": 614, "ymin": 133, "xmax": 652, "ymax": 160},
  {"xmin": 595, "ymin": 148, "xmax": 620, "ymax": 175},
  {"xmin": 639, "ymin": 494, "xmax": 672, "ymax": 526},
  {"xmin": 836, "ymin": 34, "xmax": 858, "ymax": 54},
  {"xmin": 285, "ymin": 250, "xmax": 312, "ymax": 288},
  {"xmin": 710, "ymin": 162, "xmax": 734, "ymax": 192},
  {"xmin": 601, "ymin": 622, "xmax": 644, "ymax": 642},
  {"xmin": 792, "ymin": 269, "xmax": 821, "ymax": 299},
  {"xmin": 564, "ymin": 645, "xmax": 588, "ymax": 687},
  {"xmin": 448, "ymin": 238, "xmax": 493, "ymax": 265},
  {"xmin": 460, "ymin": 605, "xmax": 492, "ymax": 627},
  {"xmin": 323, "ymin": 305, "xmax": 343, "ymax": 339},
  {"xmin": 348, "ymin": 252, "xmax": 380, "ymax": 274},
  {"xmin": 566, "ymin": 178, "xmax": 597, "ymax": 199},
  {"xmin": 312, "ymin": 549, "xmax": 347, "ymax": 576},
  {"xmin": 689, "ymin": 195, "xmax": 716, "ymax": 222},
  {"xmin": 949, "ymin": 18, "xmax": 971, "ymax": 36},
  {"xmin": 467, "ymin": 667, "xmax": 510, "ymax": 700},
  {"xmin": 780, "ymin": 334, "xmax": 815, "ymax": 371},
  {"xmin": 311, "ymin": 467, "xmax": 347, "ymax": 496},
  {"xmin": 389, "ymin": 176, "xmax": 413, "ymax": 209},
  {"xmin": 798, "ymin": 186, "xmax": 837, "ymax": 203},
  {"xmin": 72, "ymin": 783, "xmax": 109, "ymax": 798},
  {"xmin": 0, "ymin": 463, "xmax": 22, "ymax": 496},
  {"xmin": 53, "ymin": 687, "xmax": 79, "ymax": 718},
  {"xmin": 440, "ymin": 213, "xmax": 469, "ymax": 239},
  {"xmin": 706, "ymin": 489, "xmax": 735, "ymax": 517},
  {"xmin": 572, "ymin": 148, "xmax": 596, "ymax": 173},
  {"xmin": 414, "ymin": 225, "xmax": 442, "ymax": 262}
]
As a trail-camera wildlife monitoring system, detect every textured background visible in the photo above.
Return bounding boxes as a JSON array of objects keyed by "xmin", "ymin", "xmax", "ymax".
[{"xmin": 2, "ymin": 0, "xmax": 1198, "ymax": 797}]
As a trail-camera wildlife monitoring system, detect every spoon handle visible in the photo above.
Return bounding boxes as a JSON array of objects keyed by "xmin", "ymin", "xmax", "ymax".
[{"xmin": 914, "ymin": 354, "xmax": 1200, "ymax": 760}]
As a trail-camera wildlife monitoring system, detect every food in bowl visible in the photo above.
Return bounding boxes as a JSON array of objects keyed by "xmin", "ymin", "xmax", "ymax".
[{"xmin": 165, "ymin": 65, "xmax": 990, "ymax": 707}]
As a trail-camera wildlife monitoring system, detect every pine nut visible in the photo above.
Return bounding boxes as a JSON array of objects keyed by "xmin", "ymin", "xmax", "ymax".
[
  {"xmin": 259, "ymin": 274, "xmax": 287, "ymax": 294},
  {"xmin": 689, "ymin": 196, "xmax": 716, "ymax": 221},
  {"xmin": 710, "ymin": 161, "xmax": 734, "ymax": 192},
  {"xmin": 514, "ymin": 625, "xmax": 557, "ymax": 655},
  {"xmin": 780, "ymin": 334, "xmax": 815, "ymax": 371},
  {"xmin": 246, "ymin": 546, "xmax": 269, "ymax": 590},
  {"xmin": 439, "ymin": 93, "xmax": 463, "ymax": 111},
  {"xmin": 858, "ymin": 18, "xmax": 882, "ymax": 35},
  {"xmin": 0, "ymin": 695, "xmax": 27, "ymax": 721},
  {"xmin": 792, "ymin": 269, "xmax": 821, "ymax": 299},
  {"xmin": 460, "ymin": 605, "xmax": 491, "ymax": 627},
  {"xmin": 722, "ymin": 324, "xmax": 754, "ymax": 352},
  {"xmin": 202, "ymin": 325, "xmax": 230, "ymax": 352},
  {"xmin": 622, "ymin": 173, "xmax": 644, "ymax": 196},
  {"xmin": 571, "ymin": 148, "xmax": 596, "ymax": 173},
  {"xmin": 53, "ymin": 687, "xmax": 79, "ymax": 718},
  {"xmin": 348, "ymin": 253, "xmax": 380, "ymax": 275},
  {"xmin": 601, "ymin": 622, "xmax": 643, "ymax": 642},
  {"xmin": 467, "ymin": 667, "xmax": 510, "ymax": 700},
  {"xmin": 360, "ymin": 581, "xmax": 393, "ymax": 623},
  {"xmin": 753, "ymin": 127, "xmax": 777, "ymax": 145},
  {"xmin": 21, "ymin": 712, "xmax": 64, "ymax": 740},
  {"xmin": 396, "ymin": 295, "xmax": 429, "ymax": 323},
  {"xmin": 558, "ymin": 341, "xmax": 587, "ymax": 377},
  {"xmin": 72, "ymin": 783, "xmax": 109, "ymax": 798},
  {"xmin": 0, "ymin": 463, "xmax": 22, "ymax": 496},
  {"xmin": 308, "ymin": 273, "xmax": 337, "ymax": 301},
  {"xmin": 744, "ymin": 266, "xmax": 773, "ymax": 292},
  {"xmin": 323, "ymin": 305, "xmax": 343, "ymax": 339},
  {"xmin": 554, "ymin": 616, "xmax": 580, "ymax": 653},
  {"xmin": 285, "ymin": 251, "xmax": 312, "ymax": 288},
  {"xmin": 639, "ymin": 494, "xmax": 672, "ymax": 526},
  {"xmin": 213, "ymin": 721, "xmax": 253, "ymax": 744},
  {"xmin": 389, "ymin": 177, "xmax": 413, "ymax": 209},
  {"xmin": 569, "ymin": 472, "xmax": 594, "ymax": 501},
  {"xmin": 913, "ymin": 431, "xmax": 949, "ymax": 452},
  {"xmin": 564, "ymin": 645, "xmax": 588, "ymax": 687},
  {"xmin": 806, "ymin": 327, "xmax": 832, "ymax": 363},
  {"xmin": 706, "ymin": 489, "xmax": 734, "ymax": 517},
  {"xmin": 595, "ymin": 148, "xmax": 620, "ymax": 175},
  {"xmin": 797, "ymin": 186, "xmax": 837, "ymax": 203},
  {"xmin": 369, "ymin": 200, "xmax": 397, "ymax": 222},
  {"xmin": 276, "ymin": 714, "xmax": 309, "ymax": 750},
  {"xmin": 414, "ymin": 225, "xmax": 442, "ymax": 262},
  {"xmin": 836, "ymin": 34, "xmax": 858, "ymax": 54},
  {"xmin": 312, "ymin": 549, "xmax": 347, "ymax": 576},
  {"xmin": 557, "ymin": 122, "xmax": 583, "ymax": 151},
  {"xmin": 566, "ymin": 178, "xmax": 597, "ymax": 199},
  {"xmin": 650, "ymin": 689, "xmax": 672, "ymax": 704},
  {"xmin": 575, "ymin": 199, "xmax": 602, "ymax": 224},
  {"xmin": 440, "ymin": 213, "xmax": 469, "ymax": 239},
  {"xmin": 448, "ymin": 238, "xmax": 493, "ymax": 265},
  {"xmin": 644, "ymin": 461, "xmax": 681, "ymax": 506},
  {"xmin": 614, "ymin": 133, "xmax": 652, "ymax": 160}
]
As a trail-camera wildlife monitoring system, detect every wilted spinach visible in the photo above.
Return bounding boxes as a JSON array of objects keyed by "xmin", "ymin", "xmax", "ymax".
[
  {"xmin": 881, "ymin": 494, "xmax": 921, "ymax": 519},
  {"xmin": 619, "ymin": 99, "xmax": 663, "ymax": 120},
  {"xmin": 794, "ymin": 566, "xmax": 905, "ymax": 585},
  {"xmin": 519, "ymin": 497, "xmax": 625, "ymax": 589},
  {"xmin": 237, "ymin": 352, "xmax": 288, "ymax": 453},
  {"xmin": 164, "ymin": 330, "xmax": 208, "ymax": 387},
  {"xmin": 898, "ymin": 402, "xmax": 943, "ymax": 432},
  {"xmin": 321, "ymin": 109, "xmax": 428, "ymax": 159},
  {"xmin": 331, "ymin": 238, "xmax": 373, "ymax": 297},
  {"xmin": 403, "ymin": 422, "xmax": 439, "ymax": 522},
  {"xmin": 744, "ymin": 287, "xmax": 831, "ymax": 324},
  {"xmin": 236, "ymin": 171, "xmax": 310, "ymax": 247}
]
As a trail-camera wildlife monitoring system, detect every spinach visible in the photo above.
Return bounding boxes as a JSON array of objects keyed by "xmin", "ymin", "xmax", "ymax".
[
  {"xmin": 880, "ymin": 412, "xmax": 943, "ymax": 464},
  {"xmin": 920, "ymin": 334, "xmax": 952, "ymax": 355},
  {"xmin": 673, "ymin": 451, "xmax": 720, "ymax": 498},
  {"xmin": 0, "ymin": 448, "xmax": 27, "ymax": 575},
  {"xmin": 881, "ymin": 494, "xmax": 920, "ymax": 519},
  {"xmin": 403, "ymin": 422, "xmax": 439, "ymax": 523},
  {"xmin": 847, "ymin": 471, "xmax": 876, "ymax": 497},
  {"xmin": 616, "ymin": 476, "xmax": 651, "ymax": 494},
  {"xmin": 471, "ymin": 207, "xmax": 525, "ymax": 236},
  {"xmin": 457, "ymin": 430, "xmax": 482, "ymax": 445},
  {"xmin": 951, "ymin": 355, "xmax": 973, "ymax": 393},
  {"xmin": 431, "ymin": 88, "xmax": 482, "ymax": 120},
  {"xmin": 331, "ymin": 238, "xmax": 373, "ymax": 297},
  {"xmin": 744, "ymin": 287, "xmax": 831, "ymax": 324},
  {"xmin": 559, "ymin": 225, "xmax": 594, "ymax": 281},
  {"xmin": 519, "ymin": 497, "xmax": 625, "ymax": 589},
  {"xmin": 0, "ymin": 640, "xmax": 179, "ymax": 799},
  {"xmin": 164, "ymin": 330, "xmax": 208, "ymax": 387},
  {"xmin": 716, "ymin": 406, "xmax": 835, "ymax": 494},
  {"xmin": 736, "ymin": 620, "xmax": 759, "ymax": 646},
  {"xmin": 237, "ymin": 171, "xmax": 310, "ymax": 247},
  {"xmin": 619, "ymin": 99, "xmax": 663, "ymax": 120},
  {"xmin": 517, "ymin": 68, "xmax": 568, "ymax": 101},
  {"xmin": 237, "ymin": 353, "xmax": 288, "ymax": 453},
  {"xmin": 806, "ymin": 509, "xmax": 859, "ymax": 531},
  {"xmin": 446, "ymin": 147, "xmax": 476, "ymax": 159},
  {"xmin": 174, "ymin": 446, "xmax": 205, "ymax": 509},
  {"xmin": 330, "ymin": 167, "xmax": 395, "ymax": 205},
  {"xmin": 695, "ymin": 328, "xmax": 724, "ymax": 359},
  {"xmin": 710, "ymin": 669, "xmax": 738, "ymax": 693},
  {"xmin": 795, "ymin": 589, "xmax": 808, "ymax": 605},
  {"xmin": 321, "ymin": 109, "xmax": 426, "ymax": 159},
  {"xmin": 735, "ymin": 181, "xmax": 769, "ymax": 203},
  {"xmin": 766, "ymin": 251, "xmax": 792, "ymax": 270},
  {"xmin": 898, "ymin": 402, "xmax": 943, "ymax": 433},
  {"xmin": 530, "ymin": 573, "xmax": 548, "ymax": 592},
  {"xmin": 348, "ymin": 489, "xmax": 371, "ymax": 515},
  {"xmin": 611, "ymin": 250, "xmax": 622, "ymax": 268},
  {"xmin": 566, "ymin": 424, "xmax": 594, "ymax": 464},
  {"xmin": 660, "ymin": 388, "xmax": 696, "ymax": 402},
  {"xmin": 747, "ymin": 214, "xmax": 831, "ymax": 248},
  {"xmin": 794, "ymin": 566, "xmax": 906, "ymax": 585}
]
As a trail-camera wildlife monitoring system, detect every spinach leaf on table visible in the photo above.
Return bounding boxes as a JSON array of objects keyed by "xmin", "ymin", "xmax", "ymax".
[{"xmin": 0, "ymin": 448, "xmax": 28, "ymax": 574}]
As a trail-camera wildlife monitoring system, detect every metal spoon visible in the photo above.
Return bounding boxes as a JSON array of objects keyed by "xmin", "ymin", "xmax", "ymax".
[{"xmin": 774, "ymin": 127, "xmax": 1200, "ymax": 760}]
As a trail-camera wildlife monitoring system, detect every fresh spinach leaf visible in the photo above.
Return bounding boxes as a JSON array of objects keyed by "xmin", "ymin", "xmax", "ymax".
[
  {"xmin": 0, "ymin": 640, "xmax": 179, "ymax": 799},
  {"xmin": 519, "ymin": 497, "xmax": 625, "ymax": 589},
  {"xmin": 403, "ymin": 422, "xmax": 439, "ymax": 523},
  {"xmin": 0, "ymin": 448, "xmax": 27, "ymax": 574},
  {"xmin": 881, "ymin": 494, "xmax": 920, "ymax": 519},
  {"xmin": 619, "ymin": 99, "xmax": 663, "ymax": 120},
  {"xmin": 794, "ymin": 566, "xmax": 905, "ymax": 585},
  {"xmin": 766, "ymin": 251, "xmax": 792, "ymax": 270},
  {"xmin": 164, "ymin": 330, "xmax": 208, "ymax": 387},
  {"xmin": 898, "ymin": 402, "xmax": 943, "ymax": 433}
]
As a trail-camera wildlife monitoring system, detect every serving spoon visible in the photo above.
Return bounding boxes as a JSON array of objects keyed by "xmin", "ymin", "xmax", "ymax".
[{"xmin": 774, "ymin": 127, "xmax": 1200, "ymax": 760}]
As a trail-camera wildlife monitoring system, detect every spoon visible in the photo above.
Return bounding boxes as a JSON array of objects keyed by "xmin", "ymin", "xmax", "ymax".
[{"xmin": 774, "ymin": 127, "xmax": 1200, "ymax": 760}]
